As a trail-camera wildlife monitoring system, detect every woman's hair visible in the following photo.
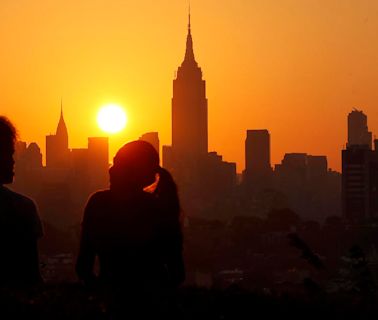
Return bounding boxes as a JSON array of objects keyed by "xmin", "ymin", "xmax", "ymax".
[
  {"xmin": 0, "ymin": 116, "xmax": 17, "ymax": 151},
  {"xmin": 111, "ymin": 140, "xmax": 181, "ymax": 218},
  {"xmin": 114, "ymin": 140, "xmax": 159, "ymax": 170},
  {"xmin": 155, "ymin": 167, "xmax": 181, "ymax": 219},
  {"xmin": 110, "ymin": 140, "xmax": 160, "ymax": 191},
  {"xmin": 154, "ymin": 166, "xmax": 185, "ymax": 285}
]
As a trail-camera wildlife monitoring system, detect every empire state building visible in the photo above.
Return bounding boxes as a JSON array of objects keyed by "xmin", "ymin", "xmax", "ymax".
[
  {"xmin": 163, "ymin": 13, "xmax": 236, "ymax": 213},
  {"xmin": 171, "ymin": 13, "xmax": 208, "ymax": 159}
]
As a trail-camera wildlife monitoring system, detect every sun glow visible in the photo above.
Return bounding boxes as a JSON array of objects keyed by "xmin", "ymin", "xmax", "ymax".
[{"xmin": 97, "ymin": 104, "xmax": 127, "ymax": 134}]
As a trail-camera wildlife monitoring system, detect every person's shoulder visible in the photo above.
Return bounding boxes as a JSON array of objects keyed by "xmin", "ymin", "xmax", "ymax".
[
  {"xmin": 1, "ymin": 187, "xmax": 43, "ymax": 237},
  {"xmin": 83, "ymin": 190, "xmax": 111, "ymax": 224},
  {"xmin": 86, "ymin": 189, "xmax": 111, "ymax": 208},
  {"xmin": 2, "ymin": 186, "xmax": 37, "ymax": 211},
  {"xmin": 89, "ymin": 189, "xmax": 110, "ymax": 200}
]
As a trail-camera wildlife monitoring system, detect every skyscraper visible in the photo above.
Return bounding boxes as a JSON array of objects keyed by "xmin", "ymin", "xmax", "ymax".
[
  {"xmin": 342, "ymin": 110, "xmax": 378, "ymax": 221},
  {"xmin": 171, "ymin": 12, "xmax": 208, "ymax": 158},
  {"xmin": 243, "ymin": 130, "xmax": 272, "ymax": 187},
  {"xmin": 88, "ymin": 137, "xmax": 109, "ymax": 190},
  {"xmin": 163, "ymin": 11, "xmax": 209, "ymax": 175},
  {"xmin": 163, "ymin": 11, "xmax": 236, "ymax": 217},
  {"xmin": 347, "ymin": 109, "xmax": 372, "ymax": 149},
  {"xmin": 12, "ymin": 141, "xmax": 43, "ymax": 196},
  {"xmin": 46, "ymin": 105, "xmax": 70, "ymax": 168}
]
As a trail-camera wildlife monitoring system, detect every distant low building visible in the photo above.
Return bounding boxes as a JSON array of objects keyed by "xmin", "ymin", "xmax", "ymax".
[
  {"xmin": 139, "ymin": 132, "xmax": 160, "ymax": 156},
  {"xmin": 275, "ymin": 153, "xmax": 341, "ymax": 221},
  {"xmin": 12, "ymin": 104, "xmax": 109, "ymax": 227},
  {"xmin": 243, "ymin": 129, "xmax": 273, "ymax": 189}
]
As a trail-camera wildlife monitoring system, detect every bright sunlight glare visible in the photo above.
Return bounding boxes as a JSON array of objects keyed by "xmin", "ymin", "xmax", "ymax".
[{"xmin": 97, "ymin": 104, "xmax": 127, "ymax": 134}]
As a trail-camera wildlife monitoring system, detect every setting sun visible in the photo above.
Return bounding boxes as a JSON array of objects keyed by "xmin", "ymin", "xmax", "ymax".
[{"xmin": 97, "ymin": 104, "xmax": 127, "ymax": 134}]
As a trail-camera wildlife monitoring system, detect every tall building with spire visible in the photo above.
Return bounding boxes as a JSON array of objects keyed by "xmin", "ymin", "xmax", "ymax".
[
  {"xmin": 46, "ymin": 103, "xmax": 70, "ymax": 168},
  {"xmin": 163, "ymin": 11, "xmax": 236, "ymax": 217},
  {"xmin": 163, "ymin": 11, "xmax": 208, "ymax": 175},
  {"xmin": 171, "ymin": 11, "xmax": 208, "ymax": 158}
]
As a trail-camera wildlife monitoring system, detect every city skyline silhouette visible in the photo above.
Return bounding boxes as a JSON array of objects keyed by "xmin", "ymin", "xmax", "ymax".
[
  {"xmin": 2, "ymin": 1, "xmax": 378, "ymax": 172},
  {"xmin": 2, "ymin": 3, "xmax": 378, "ymax": 317}
]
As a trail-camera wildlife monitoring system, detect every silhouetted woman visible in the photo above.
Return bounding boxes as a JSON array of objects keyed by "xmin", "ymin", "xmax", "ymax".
[{"xmin": 76, "ymin": 140, "xmax": 184, "ymax": 316}]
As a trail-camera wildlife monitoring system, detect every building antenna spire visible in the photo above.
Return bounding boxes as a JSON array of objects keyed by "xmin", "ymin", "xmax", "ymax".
[
  {"xmin": 188, "ymin": 1, "xmax": 191, "ymax": 32},
  {"xmin": 183, "ymin": 1, "xmax": 196, "ymax": 63}
]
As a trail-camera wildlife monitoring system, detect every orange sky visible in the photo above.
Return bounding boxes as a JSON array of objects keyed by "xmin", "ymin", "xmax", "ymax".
[{"xmin": 1, "ymin": 0, "xmax": 378, "ymax": 172}]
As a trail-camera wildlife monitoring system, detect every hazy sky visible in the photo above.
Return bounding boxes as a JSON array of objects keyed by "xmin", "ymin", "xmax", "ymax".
[{"xmin": 1, "ymin": 0, "xmax": 378, "ymax": 172}]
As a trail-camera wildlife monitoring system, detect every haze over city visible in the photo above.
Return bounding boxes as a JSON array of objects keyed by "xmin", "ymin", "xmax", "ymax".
[
  {"xmin": 3, "ymin": 1, "xmax": 378, "ymax": 318},
  {"xmin": 2, "ymin": 0, "xmax": 378, "ymax": 171}
]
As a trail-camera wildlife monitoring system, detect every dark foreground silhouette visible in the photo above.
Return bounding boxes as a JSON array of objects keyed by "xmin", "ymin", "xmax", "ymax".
[
  {"xmin": 0, "ymin": 284, "xmax": 377, "ymax": 319},
  {"xmin": 0, "ymin": 117, "xmax": 43, "ymax": 287},
  {"xmin": 76, "ymin": 140, "xmax": 185, "ymax": 317}
]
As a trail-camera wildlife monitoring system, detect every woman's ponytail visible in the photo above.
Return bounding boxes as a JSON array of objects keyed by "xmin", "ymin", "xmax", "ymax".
[
  {"xmin": 154, "ymin": 167, "xmax": 180, "ymax": 219},
  {"xmin": 154, "ymin": 167, "xmax": 185, "ymax": 286}
]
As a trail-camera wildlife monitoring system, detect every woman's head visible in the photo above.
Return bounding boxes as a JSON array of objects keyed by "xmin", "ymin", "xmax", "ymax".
[
  {"xmin": 0, "ymin": 116, "xmax": 17, "ymax": 185},
  {"xmin": 109, "ymin": 140, "xmax": 159, "ymax": 192}
]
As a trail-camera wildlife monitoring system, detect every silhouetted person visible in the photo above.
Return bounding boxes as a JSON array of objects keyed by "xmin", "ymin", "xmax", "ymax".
[
  {"xmin": 76, "ymin": 141, "xmax": 185, "ymax": 317},
  {"xmin": 0, "ymin": 116, "xmax": 43, "ymax": 287}
]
